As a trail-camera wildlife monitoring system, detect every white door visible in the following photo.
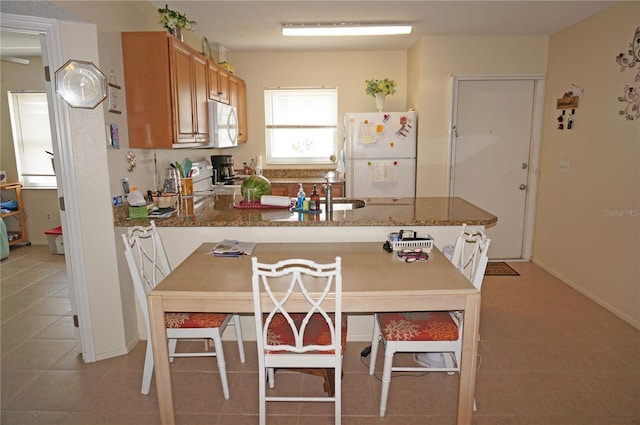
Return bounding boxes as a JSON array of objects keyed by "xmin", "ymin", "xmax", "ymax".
[{"xmin": 450, "ymin": 79, "xmax": 536, "ymax": 259}]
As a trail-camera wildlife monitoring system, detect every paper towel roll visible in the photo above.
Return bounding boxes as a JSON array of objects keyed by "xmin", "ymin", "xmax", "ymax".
[
  {"xmin": 260, "ymin": 195, "xmax": 291, "ymax": 207},
  {"xmin": 256, "ymin": 155, "xmax": 263, "ymax": 168}
]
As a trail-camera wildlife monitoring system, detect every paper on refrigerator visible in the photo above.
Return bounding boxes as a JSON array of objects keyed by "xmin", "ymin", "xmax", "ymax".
[{"xmin": 370, "ymin": 162, "xmax": 397, "ymax": 182}]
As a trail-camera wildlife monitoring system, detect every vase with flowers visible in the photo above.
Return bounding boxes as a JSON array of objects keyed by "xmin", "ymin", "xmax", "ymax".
[
  {"xmin": 365, "ymin": 78, "xmax": 396, "ymax": 112},
  {"xmin": 158, "ymin": 4, "xmax": 196, "ymax": 41}
]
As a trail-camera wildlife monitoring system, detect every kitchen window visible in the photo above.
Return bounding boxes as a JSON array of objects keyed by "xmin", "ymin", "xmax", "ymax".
[
  {"xmin": 264, "ymin": 87, "xmax": 337, "ymax": 165},
  {"xmin": 7, "ymin": 91, "xmax": 57, "ymax": 188}
]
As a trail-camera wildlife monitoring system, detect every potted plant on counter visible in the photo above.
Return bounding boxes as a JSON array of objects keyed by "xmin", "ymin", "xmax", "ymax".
[{"xmin": 365, "ymin": 78, "xmax": 396, "ymax": 112}]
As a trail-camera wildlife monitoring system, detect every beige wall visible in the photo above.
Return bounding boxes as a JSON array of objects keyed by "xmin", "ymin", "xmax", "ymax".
[
  {"xmin": 0, "ymin": 56, "xmax": 61, "ymax": 244},
  {"xmin": 533, "ymin": 2, "xmax": 640, "ymax": 327},
  {"xmin": 413, "ymin": 36, "xmax": 549, "ymax": 196},
  {"xmin": 229, "ymin": 50, "xmax": 408, "ymax": 169}
]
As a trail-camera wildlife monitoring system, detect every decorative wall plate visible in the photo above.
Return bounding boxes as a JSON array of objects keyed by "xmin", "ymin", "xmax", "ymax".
[{"xmin": 202, "ymin": 37, "xmax": 212, "ymax": 60}]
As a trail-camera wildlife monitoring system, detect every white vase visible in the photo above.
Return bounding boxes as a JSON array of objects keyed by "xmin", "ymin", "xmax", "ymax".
[{"xmin": 375, "ymin": 93, "xmax": 386, "ymax": 112}]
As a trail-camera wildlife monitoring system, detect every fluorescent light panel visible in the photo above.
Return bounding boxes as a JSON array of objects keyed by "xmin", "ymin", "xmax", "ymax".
[{"xmin": 282, "ymin": 23, "xmax": 412, "ymax": 37}]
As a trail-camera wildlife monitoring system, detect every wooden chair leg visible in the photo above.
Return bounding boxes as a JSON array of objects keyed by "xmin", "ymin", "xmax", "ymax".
[{"xmin": 287, "ymin": 368, "xmax": 341, "ymax": 396}]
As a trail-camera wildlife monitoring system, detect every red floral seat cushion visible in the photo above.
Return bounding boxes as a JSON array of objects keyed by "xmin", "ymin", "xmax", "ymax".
[
  {"xmin": 165, "ymin": 312, "xmax": 228, "ymax": 329},
  {"xmin": 266, "ymin": 313, "xmax": 348, "ymax": 354},
  {"xmin": 377, "ymin": 312, "xmax": 458, "ymax": 341}
]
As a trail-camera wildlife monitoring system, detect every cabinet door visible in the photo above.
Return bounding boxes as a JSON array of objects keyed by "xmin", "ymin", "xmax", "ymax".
[
  {"xmin": 270, "ymin": 185, "xmax": 289, "ymax": 197},
  {"xmin": 122, "ymin": 32, "xmax": 174, "ymax": 149},
  {"xmin": 171, "ymin": 42, "xmax": 197, "ymax": 144},
  {"xmin": 236, "ymin": 78, "xmax": 248, "ymax": 143},
  {"xmin": 331, "ymin": 183, "xmax": 344, "ymax": 197},
  {"xmin": 217, "ymin": 67, "xmax": 230, "ymax": 103},
  {"xmin": 192, "ymin": 54, "xmax": 209, "ymax": 142},
  {"xmin": 229, "ymin": 75, "xmax": 248, "ymax": 144},
  {"xmin": 207, "ymin": 61, "xmax": 220, "ymax": 101}
]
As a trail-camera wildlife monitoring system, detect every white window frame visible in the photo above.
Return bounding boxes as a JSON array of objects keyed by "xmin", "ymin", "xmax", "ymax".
[
  {"xmin": 7, "ymin": 91, "xmax": 57, "ymax": 189},
  {"xmin": 264, "ymin": 87, "xmax": 338, "ymax": 165}
]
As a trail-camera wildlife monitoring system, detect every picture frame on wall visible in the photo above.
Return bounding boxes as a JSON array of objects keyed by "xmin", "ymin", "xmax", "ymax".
[{"xmin": 108, "ymin": 82, "xmax": 121, "ymax": 114}]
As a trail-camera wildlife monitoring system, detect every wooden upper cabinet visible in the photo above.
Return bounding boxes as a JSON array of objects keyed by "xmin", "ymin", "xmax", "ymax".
[
  {"xmin": 122, "ymin": 31, "xmax": 210, "ymax": 148},
  {"xmin": 191, "ymin": 53, "xmax": 209, "ymax": 143},
  {"xmin": 171, "ymin": 42, "xmax": 208, "ymax": 144},
  {"xmin": 207, "ymin": 61, "xmax": 229, "ymax": 104},
  {"xmin": 229, "ymin": 74, "xmax": 248, "ymax": 143},
  {"xmin": 217, "ymin": 67, "xmax": 230, "ymax": 104}
]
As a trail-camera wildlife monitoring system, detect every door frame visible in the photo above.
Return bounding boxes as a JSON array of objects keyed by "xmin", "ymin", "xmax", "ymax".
[
  {"xmin": 1, "ymin": 13, "xmax": 96, "ymax": 361},
  {"xmin": 447, "ymin": 74, "xmax": 545, "ymax": 260}
]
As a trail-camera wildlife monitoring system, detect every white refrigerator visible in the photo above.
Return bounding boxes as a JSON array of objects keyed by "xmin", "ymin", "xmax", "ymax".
[{"xmin": 344, "ymin": 111, "xmax": 417, "ymax": 198}]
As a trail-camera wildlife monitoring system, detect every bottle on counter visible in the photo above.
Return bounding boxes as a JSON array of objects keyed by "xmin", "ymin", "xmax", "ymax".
[
  {"xmin": 296, "ymin": 183, "xmax": 306, "ymax": 209},
  {"xmin": 243, "ymin": 162, "xmax": 251, "ymax": 175},
  {"xmin": 310, "ymin": 184, "xmax": 320, "ymax": 211},
  {"xmin": 335, "ymin": 149, "xmax": 346, "ymax": 180},
  {"xmin": 249, "ymin": 158, "xmax": 256, "ymax": 175}
]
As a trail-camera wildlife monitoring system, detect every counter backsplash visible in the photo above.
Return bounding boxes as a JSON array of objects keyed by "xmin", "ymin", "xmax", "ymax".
[{"xmin": 245, "ymin": 169, "xmax": 337, "ymax": 179}]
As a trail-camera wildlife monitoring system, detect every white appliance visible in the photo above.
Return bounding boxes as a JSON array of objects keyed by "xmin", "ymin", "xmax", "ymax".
[
  {"xmin": 344, "ymin": 111, "xmax": 417, "ymax": 198},
  {"xmin": 208, "ymin": 101, "xmax": 238, "ymax": 148},
  {"xmin": 190, "ymin": 162, "xmax": 215, "ymax": 194}
]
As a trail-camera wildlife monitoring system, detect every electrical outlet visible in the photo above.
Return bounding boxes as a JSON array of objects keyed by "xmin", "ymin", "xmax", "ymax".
[
  {"xmin": 46, "ymin": 212, "xmax": 53, "ymax": 222},
  {"xmin": 559, "ymin": 160, "xmax": 570, "ymax": 174}
]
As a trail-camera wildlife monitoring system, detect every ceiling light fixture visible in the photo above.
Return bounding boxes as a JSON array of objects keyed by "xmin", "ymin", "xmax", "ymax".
[{"xmin": 282, "ymin": 23, "xmax": 412, "ymax": 37}]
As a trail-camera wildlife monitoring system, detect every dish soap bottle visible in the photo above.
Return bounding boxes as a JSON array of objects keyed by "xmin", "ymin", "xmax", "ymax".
[
  {"xmin": 296, "ymin": 184, "xmax": 306, "ymax": 210},
  {"xmin": 310, "ymin": 184, "xmax": 320, "ymax": 211}
]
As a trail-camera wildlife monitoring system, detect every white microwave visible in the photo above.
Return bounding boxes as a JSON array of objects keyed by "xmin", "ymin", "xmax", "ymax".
[{"xmin": 208, "ymin": 101, "xmax": 238, "ymax": 148}]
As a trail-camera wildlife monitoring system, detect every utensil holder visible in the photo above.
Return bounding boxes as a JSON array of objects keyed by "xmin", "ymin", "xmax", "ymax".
[{"xmin": 180, "ymin": 177, "xmax": 193, "ymax": 196}]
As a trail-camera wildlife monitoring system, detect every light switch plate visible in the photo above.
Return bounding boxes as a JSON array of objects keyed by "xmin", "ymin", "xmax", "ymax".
[{"xmin": 559, "ymin": 160, "xmax": 570, "ymax": 174}]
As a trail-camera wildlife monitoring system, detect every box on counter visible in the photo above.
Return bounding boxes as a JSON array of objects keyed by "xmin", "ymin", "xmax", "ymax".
[{"xmin": 128, "ymin": 204, "xmax": 153, "ymax": 219}]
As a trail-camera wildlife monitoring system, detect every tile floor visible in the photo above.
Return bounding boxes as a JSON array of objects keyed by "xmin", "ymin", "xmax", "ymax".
[{"xmin": 1, "ymin": 245, "xmax": 638, "ymax": 425}]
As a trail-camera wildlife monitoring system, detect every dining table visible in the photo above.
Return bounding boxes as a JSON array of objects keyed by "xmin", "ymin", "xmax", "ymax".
[{"xmin": 147, "ymin": 241, "xmax": 481, "ymax": 425}]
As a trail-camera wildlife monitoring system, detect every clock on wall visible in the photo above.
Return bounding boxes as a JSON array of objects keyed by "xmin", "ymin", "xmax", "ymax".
[{"xmin": 55, "ymin": 60, "xmax": 107, "ymax": 109}]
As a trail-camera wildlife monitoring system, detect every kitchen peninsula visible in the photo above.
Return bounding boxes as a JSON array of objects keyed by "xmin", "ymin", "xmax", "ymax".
[
  {"xmin": 115, "ymin": 195, "xmax": 495, "ymax": 283},
  {"xmin": 114, "ymin": 196, "xmax": 496, "ymax": 228},
  {"xmin": 115, "ymin": 195, "xmax": 495, "ymax": 341}
]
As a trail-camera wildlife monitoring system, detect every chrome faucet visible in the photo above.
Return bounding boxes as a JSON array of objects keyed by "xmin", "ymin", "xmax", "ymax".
[{"xmin": 323, "ymin": 177, "xmax": 333, "ymax": 213}]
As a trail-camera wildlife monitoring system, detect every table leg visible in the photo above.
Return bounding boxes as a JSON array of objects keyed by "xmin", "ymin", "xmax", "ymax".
[
  {"xmin": 457, "ymin": 292, "xmax": 480, "ymax": 425},
  {"xmin": 148, "ymin": 294, "xmax": 175, "ymax": 425}
]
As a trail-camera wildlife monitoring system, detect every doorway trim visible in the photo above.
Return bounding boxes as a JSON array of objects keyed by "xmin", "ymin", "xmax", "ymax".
[
  {"xmin": 447, "ymin": 74, "xmax": 544, "ymax": 260},
  {"xmin": 1, "ymin": 13, "xmax": 96, "ymax": 361}
]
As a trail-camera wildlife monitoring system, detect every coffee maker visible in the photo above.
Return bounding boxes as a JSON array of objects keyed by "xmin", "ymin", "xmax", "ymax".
[{"xmin": 210, "ymin": 155, "xmax": 236, "ymax": 185}]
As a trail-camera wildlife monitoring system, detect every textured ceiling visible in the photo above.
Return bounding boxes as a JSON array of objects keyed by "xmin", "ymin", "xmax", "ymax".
[
  {"xmin": 150, "ymin": 1, "xmax": 618, "ymax": 52},
  {"xmin": 0, "ymin": 1, "xmax": 619, "ymax": 58}
]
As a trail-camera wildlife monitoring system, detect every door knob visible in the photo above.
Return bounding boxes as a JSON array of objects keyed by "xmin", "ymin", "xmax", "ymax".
[
  {"xmin": 519, "ymin": 184, "xmax": 527, "ymax": 190},
  {"xmin": 521, "ymin": 163, "xmax": 528, "ymax": 169}
]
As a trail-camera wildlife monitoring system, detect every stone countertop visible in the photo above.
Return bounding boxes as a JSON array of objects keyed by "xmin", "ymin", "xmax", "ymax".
[{"xmin": 114, "ymin": 196, "xmax": 497, "ymax": 228}]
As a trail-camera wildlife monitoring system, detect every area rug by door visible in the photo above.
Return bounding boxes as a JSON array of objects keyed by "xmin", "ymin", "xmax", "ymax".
[{"xmin": 485, "ymin": 262, "xmax": 520, "ymax": 276}]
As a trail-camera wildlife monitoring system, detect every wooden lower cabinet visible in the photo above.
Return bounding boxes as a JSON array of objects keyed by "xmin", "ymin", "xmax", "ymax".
[
  {"xmin": 269, "ymin": 185, "xmax": 289, "ymax": 197},
  {"xmin": 269, "ymin": 182, "xmax": 344, "ymax": 198}
]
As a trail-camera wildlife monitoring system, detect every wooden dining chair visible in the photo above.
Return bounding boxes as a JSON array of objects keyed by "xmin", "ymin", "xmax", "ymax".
[
  {"xmin": 121, "ymin": 221, "xmax": 245, "ymax": 398},
  {"xmin": 369, "ymin": 228, "xmax": 490, "ymax": 417},
  {"xmin": 251, "ymin": 256, "xmax": 346, "ymax": 425}
]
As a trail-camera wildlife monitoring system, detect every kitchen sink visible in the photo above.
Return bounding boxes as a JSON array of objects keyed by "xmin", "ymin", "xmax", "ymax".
[{"xmin": 329, "ymin": 199, "xmax": 366, "ymax": 210}]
